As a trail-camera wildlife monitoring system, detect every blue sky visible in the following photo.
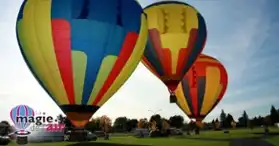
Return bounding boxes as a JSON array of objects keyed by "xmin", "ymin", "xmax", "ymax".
[{"xmin": 0, "ymin": 0, "xmax": 279, "ymax": 124}]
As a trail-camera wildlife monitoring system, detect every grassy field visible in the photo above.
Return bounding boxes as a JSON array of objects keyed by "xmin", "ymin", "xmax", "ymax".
[{"xmin": 7, "ymin": 127, "xmax": 279, "ymax": 146}]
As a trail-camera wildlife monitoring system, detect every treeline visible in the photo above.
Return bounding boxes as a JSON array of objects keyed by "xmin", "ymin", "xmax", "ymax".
[
  {"xmin": 58, "ymin": 105, "xmax": 279, "ymax": 133},
  {"xmin": 1, "ymin": 105, "xmax": 278, "ymax": 136},
  {"xmin": 216, "ymin": 105, "xmax": 279, "ymax": 129}
]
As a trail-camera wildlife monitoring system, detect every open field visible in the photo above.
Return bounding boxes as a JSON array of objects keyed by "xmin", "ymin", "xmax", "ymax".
[{"xmin": 7, "ymin": 127, "xmax": 279, "ymax": 146}]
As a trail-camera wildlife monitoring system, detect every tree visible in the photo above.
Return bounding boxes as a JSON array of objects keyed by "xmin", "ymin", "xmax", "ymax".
[
  {"xmin": 249, "ymin": 116, "xmax": 264, "ymax": 127},
  {"xmin": 238, "ymin": 117, "xmax": 244, "ymax": 127},
  {"xmin": 162, "ymin": 120, "xmax": 170, "ymax": 130},
  {"xmin": 231, "ymin": 121, "xmax": 236, "ymax": 129},
  {"xmin": 211, "ymin": 119, "xmax": 215, "ymax": 129},
  {"xmin": 237, "ymin": 111, "xmax": 249, "ymax": 128},
  {"xmin": 257, "ymin": 116, "xmax": 264, "ymax": 126},
  {"xmin": 161, "ymin": 120, "xmax": 170, "ymax": 135},
  {"xmin": 182, "ymin": 122, "xmax": 189, "ymax": 131},
  {"xmin": 100, "ymin": 115, "xmax": 112, "ymax": 133},
  {"xmin": 188, "ymin": 120, "xmax": 196, "ymax": 130},
  {"xmin": 137, "ymin": 118, "xmax": 148, "ymax": 129},
  {"xmin": 220, "ymin": 109, "xmax": 226, "ymax": 128},
  {"xmin": 250, "ymin": 117, "xmax": 258, "ymax": 128},
  {"xmin": 215, "ymin": 119, "xmax": 221, "ymax": 129},
  {"xmin": 211, "ymin": 119, "xmax": 215, "ymax": 124},
  {"xmin": 239, "ymin": 111, "xmax": 249, "ymax": 127},
  {"xmin": 270, "ymin": 105, "xmax": 279, "ymax": 125},
  {"xmin": 113, "ymin": 117, "xmax": 128, "ymax": 132},
  {"xmin": 126, "ymin": 119, "xmax": 138, "ymax": 132},
  {"xmin": 86, "ymin": 118, "xmax": 101, "ymax": 132},
  {"xmin": 225, "ymin": 114, "xmax": 234, "ymax": 128},
  {"xmin": 264, "ymin": 115, "xmax": 272, "ymax": 126},
  {"xmin": 149, "ymin": 114, "xmax": 162, "ymax": 130},
  {"xmin": 150, "ymin": 120, "xmax": 157, "ymax": 131},
  {"xmin": 169, "ymin": 115, "xmax": 184, "ymax": 128}
]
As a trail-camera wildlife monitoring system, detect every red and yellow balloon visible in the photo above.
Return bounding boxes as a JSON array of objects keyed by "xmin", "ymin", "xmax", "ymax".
[
  {"xmin": 142, "ymin": 1, "xmax": 207, "ymax": 95},
  {"xmin": 175, "ymin": 54, "xmax": 228, "ymax": 125}
]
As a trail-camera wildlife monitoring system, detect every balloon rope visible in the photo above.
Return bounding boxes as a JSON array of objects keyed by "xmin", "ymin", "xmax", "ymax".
[
  {"xmin": 192, "ymin": 66, "xmax": 197, "ymax": 87},
  {"xmin": 161, "ymin": 8, "xmax": 168, "ymax": 34},
  {"xmin": 182, "ymin": 8, "xmax": 187, "ymax": 33},
  {"xmin": 169, "ymin": 89, "xmax": 175, "ymax": 95}
]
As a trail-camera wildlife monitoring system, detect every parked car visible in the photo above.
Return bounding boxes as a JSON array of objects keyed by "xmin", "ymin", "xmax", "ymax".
[{"xmin": 64, "ymin": 130, "xmax": 97, "ymax": 141}]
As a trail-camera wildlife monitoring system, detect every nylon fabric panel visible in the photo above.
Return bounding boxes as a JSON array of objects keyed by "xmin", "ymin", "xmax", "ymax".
[
  {"xmin": 175, "ymin": 84, "xmax": 191, "ymax": 115},
  {"xmin": 96, "ymin": 15, "xmax": 148, "ymax": 106},
  {"xmin": 72, "ymin": 51, "xmax": 87, "ymax": 104},
  {"xmin": 18, "ymin": 0, "xmax": 68, "ymax": 104},
  {"xmin": 197, "ymin": 77, "xmax": 206, "ymax": 116},
  {"xmin": 87, "ymin": 56, "xmax": 117, "ymax": 105},
  {"xmin": 200, "ymin": 67, "xmax": 220, "ymax": 114}
]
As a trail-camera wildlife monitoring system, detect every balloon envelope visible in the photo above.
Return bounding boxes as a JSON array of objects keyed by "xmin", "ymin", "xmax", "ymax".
[
  {"xmin": 16, "ymin": 0, "xmax": 147, "ymax": 127},
  {"xmin": 175, "ymin": 54, "xmax": 228, "ymax": 121},
  {"xmin": 142, "ymin": 1, "xmax": 207, "ymax": 91}
]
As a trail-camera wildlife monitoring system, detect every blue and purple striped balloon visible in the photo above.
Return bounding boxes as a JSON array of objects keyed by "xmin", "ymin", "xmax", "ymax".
[{"xmin": 10, "ymin": 105, "xmax": 34, "ymax": 131}]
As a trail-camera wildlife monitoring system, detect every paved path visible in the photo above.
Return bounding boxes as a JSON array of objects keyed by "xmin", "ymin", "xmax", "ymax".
[
  {"xmin": 182, "ymin": 135, "xmax": 275, "ymax": 146},
  {"xmin": 229, "ymin": 138, "xmax": 274, "ymax": 146},
  {"xmin": 181, "ymin": 137, "xmax": 230, "ymax": 141}
]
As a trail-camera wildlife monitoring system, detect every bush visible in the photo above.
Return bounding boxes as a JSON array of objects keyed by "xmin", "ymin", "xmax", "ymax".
[
  {"xmin": 161, "ymin": 129, "xmax": 170, "ymax": 137},
  {"xmin": 149, "ymin": 131, "xmax": 161, "ymax": 138},
  {"xmin": 223, "ymin": 130, "xmax": 230, "ymax": 134},
  {"xmin": 0, "ymin": 138, "xmax": 10, "ymax": 145}
]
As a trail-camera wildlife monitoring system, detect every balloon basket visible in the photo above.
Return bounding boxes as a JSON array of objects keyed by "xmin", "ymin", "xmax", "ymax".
[
  {"xmin": 170, "ymin": 94, "xmax": 177, "ymax": 103},
  {"xmin": 16, "ymin": 136, "xmax": 28, "ymax": 145}
]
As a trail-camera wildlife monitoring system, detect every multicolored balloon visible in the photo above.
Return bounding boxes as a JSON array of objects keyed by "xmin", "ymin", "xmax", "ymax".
[
  {"xmin": 16, "ymin": 0, "xmax": 148, "ymax": 127},
  {"xmin": 142, "ymin": 1, "xmax": 207, "ymax": 95},
  {"xmin": 10, "ymin": 105, "xmax": 34, "ymax": 132},
  {"xmin": 175, "ymin": 54, "xmax": 228, "ymax": 124}
]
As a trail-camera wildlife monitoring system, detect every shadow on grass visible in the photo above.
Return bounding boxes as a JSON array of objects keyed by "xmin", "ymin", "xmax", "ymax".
[
  {"xmin": 230, "ymin": 138, "xmax": 274, "ymax": 146},
  {"xmin": 174, "ymin": 136, "xmax": 230, "ymax": 141},
  {"xmin": 67, "ymin": 142, "xmax": 150, "ymax": 146},
  {"xmin": 253, "ymin": 132, "xmax": 279, "ymax": 136},
  {"xmin": 174, "ymin": 131, "xmax": 279, "ymax": 142}
]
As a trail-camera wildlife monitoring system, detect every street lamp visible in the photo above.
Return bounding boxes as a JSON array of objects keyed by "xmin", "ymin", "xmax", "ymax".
[{"xmin": 148, "ymin": 109, "xmax": 162, "ymax": 115}]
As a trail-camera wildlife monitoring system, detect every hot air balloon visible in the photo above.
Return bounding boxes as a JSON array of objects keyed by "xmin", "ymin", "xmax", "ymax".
[
  {"xmin": 16, "ymin": 0, "xmax": 148, "ymax": 128},
  {"xmin": 141, "ymin": 1, "xmax": 207, "ymax": 102},
  {"xmin": 175, "ymin": 54, "xmax": 228, "ymax": 126}
]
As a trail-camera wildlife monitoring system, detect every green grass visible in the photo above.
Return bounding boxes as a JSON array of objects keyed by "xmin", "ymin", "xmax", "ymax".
[
  {"xmin": 8, "ymin": 137, "xmax": 229, "ymax": 146},
  {"xmin": 265, "ymin": 136, "xmax": 279, "ymax": 146},
  {"xmin": 187, "ymin": 127, "xmax": 279, "ymax": 139},
  {"xmin": 7, "ymin": 127, "xmax": 279, "ymax": 146}
]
